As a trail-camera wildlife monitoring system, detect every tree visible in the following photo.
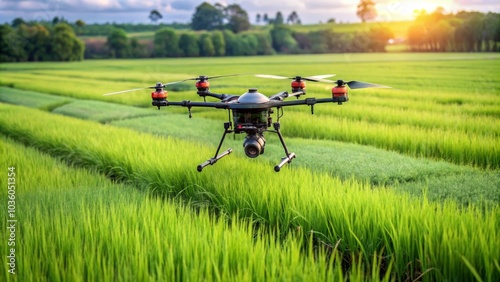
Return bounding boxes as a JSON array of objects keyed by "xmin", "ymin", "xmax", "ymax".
[
  {"xmin": 240, "ymin": 34, "xmax": 258, "ymax": 55},
  {"xmin": 211, "ymin": 30, "xmax": 225, "ymax": 56},
  {"xmin": 129, "ymin": 38, "xmax": 148, "ymax": 58},
  {"xmin": 256, "ymin": 13, "xmax": 261, "ymax": 24},
  {"xmin": 270, "ymin": 24, "xmax": 298, "ymax": 53},
  {"xmin": 275, "ymin": 12, "xmax": 285, "ymax": 25},
  {"xmin": 154, "ymin": 27, "xmax": 180, "ymax": 57},
  {"xmin": 75, "ymin": 19, "xmax": 86, "ymax": 35},
  {"xmin": 107, "ymin": 28, "xmax": 130, "ymax": 58},
  {"xmin": 366, "ymin": 26, "xmax": 394, "ymax": 52},
  {"xmin": 428, "ymin": 20, "xmax": 453, "ymax": 51},
  {"xmin": 18, "ymin": 23, "xmax": 51, "ymax": 61},
  {"xmin": 408, "ymin": 23, "xmax": 427, "ymax": 51},
  {"xmin": 225, "ymin": 4, "xmax": 250, "ymax": 33},
  {"xmin": 357, "ymin": 0, "xmax": 377, "ymax": 23},
  {"xmin": 149, "ymin": 9, "xmax": 163, "ymax": 24},
  {"xmin": 263, "ymin": 13, "xmax": 269, "ymax": 24},
  {"xmin": 222, "ymin": 30, "xmax": 236, "ymax": 55},
  {"xmin": 11, "ymin": 18, "xmax": 25, "ymax": 28},
  {"xmin": 287, "ymin": 11, "xmax": 301, "ymax": 24},
  {"xmin": 179, "ymin": 33, "xmax": 200, "ymax": 57},
  {"xmin": 191, "ymin": 2, "xmax": 224, "ymax": 31},
  {"xmin": 149, "ymin": 9, "xmax": 163, "ymax": 23},
  {"xmin": 52, "ymin": 23, "xmax": 83, "ymax": 61},
  {"xmin": 0, "ymin": 24, "xmax": 22, "ymax": 62},
  {"xmin": 255, "ymin": 32, "xmax": 274, "ymax": 55},
  {"xmin": 199, "ymin": 33, "xmax": 215, "ymax": 56}
]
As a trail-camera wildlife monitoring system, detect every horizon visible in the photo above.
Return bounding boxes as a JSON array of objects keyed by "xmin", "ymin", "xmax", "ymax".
[{"xmin": 1, "ymin": 0, "xmax": 499, "ymax": 25}]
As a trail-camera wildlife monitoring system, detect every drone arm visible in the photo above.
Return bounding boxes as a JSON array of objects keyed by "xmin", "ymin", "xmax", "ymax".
[
  {"xmin": 277, "ymin": 97, "xmax": 334, "ymax": 107},
  {"xmin": 198, "ymin": 91, "xmax": 224, "ymax": 100},
  {"xmin": 276, "ymin": 98, "xmax": 335, "ymax": 114},
  {"xmin": 197, "ymin": 91, "xmax": 238, "ymax": 102},
  {"xmin": 167, "ymin": 100, "xmax": 228, "ymax": 109}
]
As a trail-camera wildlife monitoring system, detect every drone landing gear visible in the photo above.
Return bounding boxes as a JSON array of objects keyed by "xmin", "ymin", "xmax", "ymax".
[
  {"xmin": 273, "ymin": 122, "xmax": 296, "ymax": 172},
  {"xmin": 197, "ymin": 122, "xmax": 233, "ymax": 172}
]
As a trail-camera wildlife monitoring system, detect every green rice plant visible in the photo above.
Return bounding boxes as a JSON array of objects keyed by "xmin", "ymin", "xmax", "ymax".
[
  {"xmin": 113, "ymin": 114, "xmax": 500, "ymax": 208},
  {"xmin": 0, "ymin": 86, "xmax": 73, "ymax": 111},
  {"xmin": 51, "ymin": 100, "xmax": 164, "ymax": 123},
  {"xmin": 0, "ymin": 103, "xmax": 498, "ymax": 281},
  {"xmin": 1, "ymin": 136, "xmax": 350, "ymax": 281},
  {"xmin": 1, "ymin": 84, "xmax": 497, "ymax": 204},
  {"xmin": 280, "ymin": 112, "xmax": 499, "ymax": 168}
]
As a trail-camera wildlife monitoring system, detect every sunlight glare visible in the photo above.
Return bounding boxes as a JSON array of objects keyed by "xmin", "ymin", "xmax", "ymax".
[{"xmin": 378, "ymin": 0, "xmax": 457, "ymax": 21}]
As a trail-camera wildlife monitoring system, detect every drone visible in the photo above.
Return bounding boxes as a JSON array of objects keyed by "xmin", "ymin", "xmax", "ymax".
[{"xmin": 104, "ymin": 74, "xmax": 390, "ymax": 172}]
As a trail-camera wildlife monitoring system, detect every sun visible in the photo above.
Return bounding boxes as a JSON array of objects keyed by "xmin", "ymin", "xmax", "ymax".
[{"xmin": 377, "ymin": 0, "xmax": 456, "ymax": 21}]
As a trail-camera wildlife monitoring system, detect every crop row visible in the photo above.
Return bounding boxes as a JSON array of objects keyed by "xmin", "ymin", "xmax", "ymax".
[
  {"xmin": 198, "ymin": 109, "xmax": 499, "ymax": 169},
  {"xmin": 0, "ymin": 103, "xmax": 498, "ymax": 281},
  {"xmin": 1, "ymin": 88, "xmax": 494, "ymax": 207},
  {"xmin": 1, "ymin": 136, "xmax": 356, "ymax": 281}
]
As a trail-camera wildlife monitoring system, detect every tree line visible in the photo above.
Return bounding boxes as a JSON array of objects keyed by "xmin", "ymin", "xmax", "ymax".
[
  {"xmin": 96, "ymin": 22, "xmax": 394, "ymax": 59},
  {"xmin": 0, "ymin": 21, "xmax": 84, "ymax": 62},
  {"xmin": 2, "ymin": 2, "xmax": 499, "ymax": 63},
  {"xmin": 408, "ymin": 9, "xmax": 500, "ymax": 52}
]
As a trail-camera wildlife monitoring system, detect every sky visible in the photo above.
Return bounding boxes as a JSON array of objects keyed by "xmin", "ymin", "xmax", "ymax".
[{"xmin": 1, "ymin": 0, "xmax": 499, "ymax": 25}]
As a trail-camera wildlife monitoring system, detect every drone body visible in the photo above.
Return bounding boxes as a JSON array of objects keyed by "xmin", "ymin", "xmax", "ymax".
[{"xmin": 104, "ymin": 74, "xmax": 390, "ymax": 172}]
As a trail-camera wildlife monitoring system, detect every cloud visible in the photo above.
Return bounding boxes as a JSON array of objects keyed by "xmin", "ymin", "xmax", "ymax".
[
  {"xmin": 0, "ymin": 0, "xmax": 498, "ymax": 24},
  {"xmin": 170, "ymin": 1, "xmax": 196, "ymax": 11}
]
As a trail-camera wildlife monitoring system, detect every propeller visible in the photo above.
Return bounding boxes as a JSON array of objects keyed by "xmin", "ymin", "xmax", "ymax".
[
  {"xmin": 269, "ymin": 91, "xmax": 305, "ymax": 101},
  {"xmin": 102, "ymin": 81, "xmax": 184, "ymax": 96},
  {"xmin": 183, "ymin": 74, "xmax": 244, "ymax": 81},
  {"xmin": 255, "ymin": 74, "xmax": 336, "ymax": 83},
  {"xmin": 335, "ymin": 79, "xmax": 391, "ymax": 89},
  {"xmin": 103, "ymin": 74, "xmax": 242, "ymax": 96}
]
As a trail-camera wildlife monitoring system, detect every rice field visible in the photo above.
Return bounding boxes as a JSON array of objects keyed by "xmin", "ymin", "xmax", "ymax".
[{"xmin": 1, "ymin": 53, "xmax": 499, "ymax": 281}]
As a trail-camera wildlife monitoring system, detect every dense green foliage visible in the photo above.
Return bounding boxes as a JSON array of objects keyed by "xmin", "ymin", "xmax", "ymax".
[
  {"xmin": 408, "ymin": 10, "xmax": 500, "ymax": 51},
  {"xmin": 0, "ymin": 23, "xmax": 83, "ymax": 62}
]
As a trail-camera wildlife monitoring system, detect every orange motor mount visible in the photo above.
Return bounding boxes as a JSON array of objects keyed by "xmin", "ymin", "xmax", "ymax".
[
  {"xmin": 332, "ymin": 85, "xmax": 348, "ymax": 104},
  {"xmin": 151, "ymin": 82, "xmax": 168, "ymax": 109},
  {"xmin": 196, "ymin": 80, "xmax": 210, "ymax": 92},
  {"xmin": 291, "ymin": 78, "xmax": 306, "ymax": 94}
]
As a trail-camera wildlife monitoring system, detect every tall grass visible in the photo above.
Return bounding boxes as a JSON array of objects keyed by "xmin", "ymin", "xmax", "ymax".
[
  {"xmin": 1, "ymin": 103, "xmax": 498, "ymax": 281},
  {"xmin": 1, "ymin": 136, "xmax": 350, "ymax": 281},
  {"xmin": 1, "ymin": 53, "xmax": 498, "ymax": 167}
]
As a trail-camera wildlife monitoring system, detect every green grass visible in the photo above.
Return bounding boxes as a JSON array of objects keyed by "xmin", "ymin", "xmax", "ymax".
[
  {"xmin": 0, "ymin": 87, "xmax": 73, "ymax": 111},
  {"xmin": 1, "ymin": 136, "xmax": 352, "ymax": 281},
  {"xmin": 52, "ymin": 100, "xmax": 164, "ymax": 123},
  {"xmin": 0, "ymin": 53, "xmax": 498, "ymax": 281},
  {"xmin": 1, "ymin": 53, "xmax": 498, "ymax": 167},
  {"xmin": 113, "ymin": 114, "xmax": 500, "ymax": 208},
  {"xmin": 1, "ymin": 84, "xmax": 498, "ymax": 207},
  {"xmin": 0, "ymin": 103, "xmax": 498, "ymax": 281}
]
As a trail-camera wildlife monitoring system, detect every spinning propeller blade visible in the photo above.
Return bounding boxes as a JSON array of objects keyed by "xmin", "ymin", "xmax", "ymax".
[
  {"xmin": 255, "ymin": 74, "xmax": 336, "ymax": 83},
  {"xmin": 255, "ymin": 74, "xmax": 289, "ymax": 80},
  {"xmin": 103, "ymin": 74, "xmax": 242, "ymax": 96},
  {"xmin": 103, "ymin": 87, "xmax": 149, "ymax": 96},
  {"xmin": 341, "ymin": 80, "xmax": 391, "ymax": 89},
  {"xmin": 183, "ymin": 74, "xmax": 243, "ymax": 81}
]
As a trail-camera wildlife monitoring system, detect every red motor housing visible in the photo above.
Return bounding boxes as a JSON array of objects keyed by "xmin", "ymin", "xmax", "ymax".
[
  {"xmin": 291, "ymin": 80, "xmax": 306, "ymax": 93},
  {"xmin": 151, "ymin": 89, "xmax": 167, "ymax": 100},
  {"xmin": 196, "ymin": 80, "xmax": 210, "ymax": 92},
  {"xmin": 151, "ymin": 89, "xmax": 168, "ymax": 109},
  {"xmin": 332, "ymin": 86, "xmax": 348, "ymax": 103}
]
